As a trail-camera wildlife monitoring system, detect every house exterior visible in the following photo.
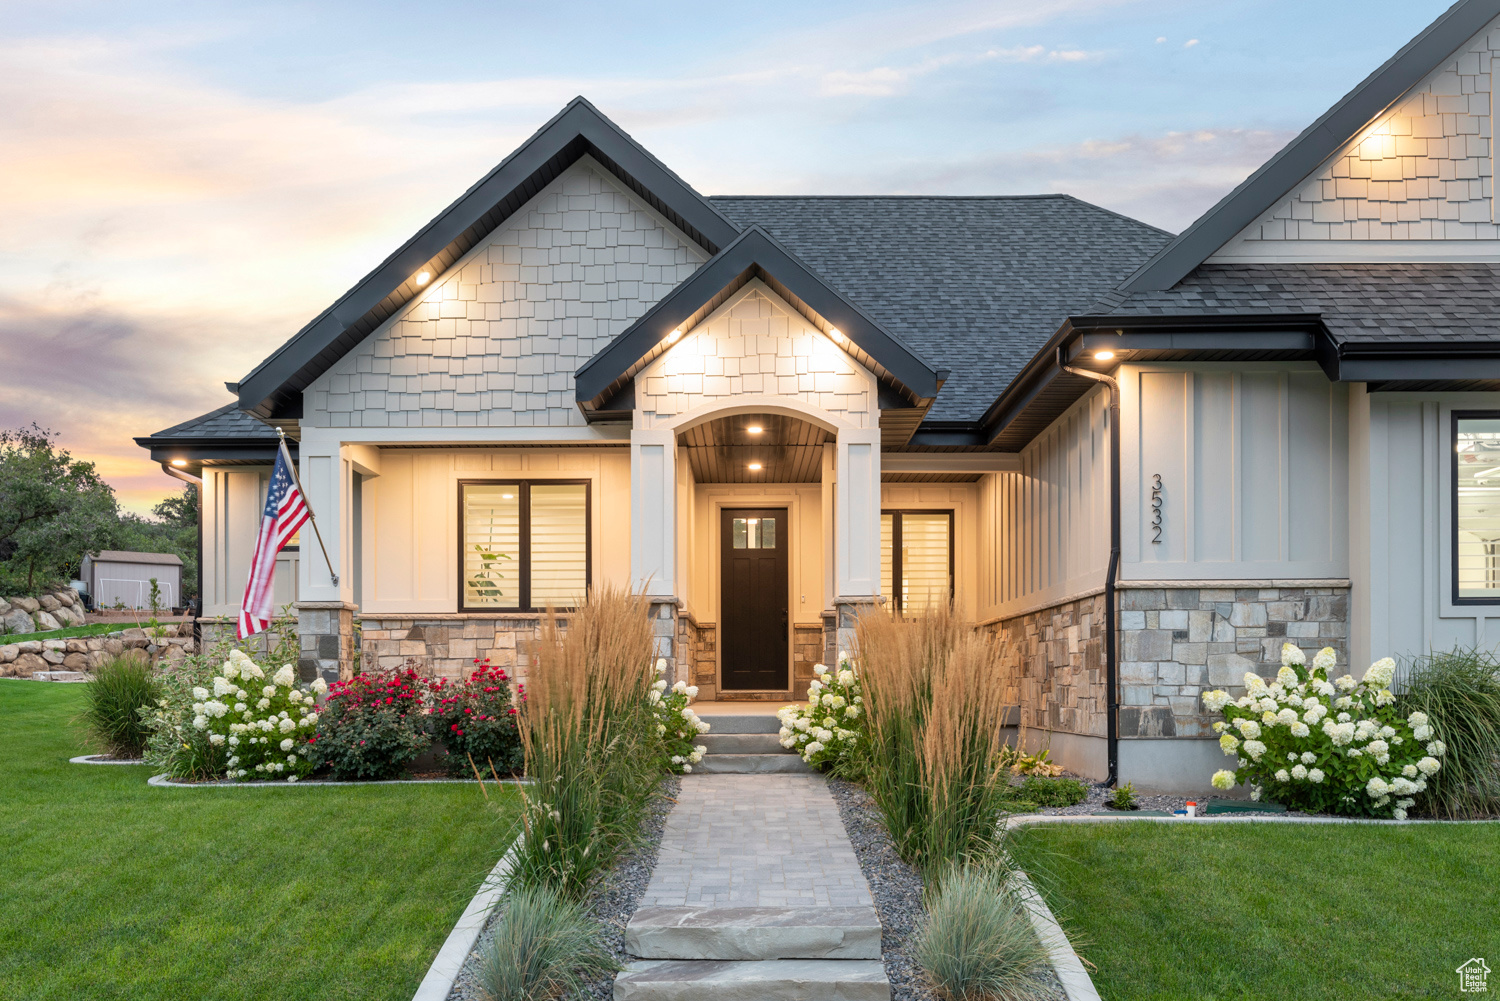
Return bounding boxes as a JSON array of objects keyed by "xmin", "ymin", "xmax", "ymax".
[{"xmin": 138, "ymin": 0, "xmax": 1500, "ymax": 792}]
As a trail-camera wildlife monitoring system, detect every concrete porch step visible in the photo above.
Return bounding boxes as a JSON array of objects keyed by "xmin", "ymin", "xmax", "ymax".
[
  {"xmin": 627, "ymin": 905, "xmax": 882, "ymax": 960},
  {"xmin": 695, "ymin": 754, "xmax": 812, "ymax": 774},
  {"xmin": 699, "ymin": 733, "xmax": 788, "ymax": 755},
  {"xmin": 614, "ymin": 959, "xmax": 890, "ymax": 1001},
  {"xmin": 698, "ymin": 713, "xmax": 782, "ymax": 734}
]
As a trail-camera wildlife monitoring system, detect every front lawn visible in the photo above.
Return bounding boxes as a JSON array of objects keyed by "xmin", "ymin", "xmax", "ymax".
[
  {"xmin": 0, "ymin": 680, "xmax": 518, "ymax": 1001},
  {"xmin": 1014, "ymin": 820, "xmax": 1500, "ymax": 1001}
]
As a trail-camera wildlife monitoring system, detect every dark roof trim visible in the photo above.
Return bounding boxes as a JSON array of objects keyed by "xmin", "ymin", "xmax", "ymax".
[
  {"xmin": 1120, "ymin": 0, "xmax": 1500, "ymax": 292},
  {"xmin": 1327, "ymin": 339, "xmax": 1500, "ymax": 382},
  {"xmin": 237, "ymin": 97, "xmax": 742, "ymax": 419},
  {"xmin": 134, "ymin": 439, "xmax": 298, "ymax": 466},
  {"xmin": 574, "ymin": 225, "xmax": 942, "ymax": 410}
]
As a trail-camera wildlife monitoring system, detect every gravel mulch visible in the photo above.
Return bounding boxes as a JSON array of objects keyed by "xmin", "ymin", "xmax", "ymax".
[
  {"xmin": 1016, "ymin": 773, "xmax": 1308, "ymax": 818},
  {"xmin": 445, "ymin": 775, "xmax": 681, "ymax": 1001},
  {"xmin": 828, "ymin": 777, "xmax": 1065, "ymax": 1001}
]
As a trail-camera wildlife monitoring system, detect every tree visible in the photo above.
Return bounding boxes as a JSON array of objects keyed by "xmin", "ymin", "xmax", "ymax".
[{"xmin": 0, "ymin": 425, "xmax": 120, "ymax": 592}]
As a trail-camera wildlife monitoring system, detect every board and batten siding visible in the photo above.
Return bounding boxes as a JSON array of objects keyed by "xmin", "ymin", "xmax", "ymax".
[
  {"xmin": 360, "ymin": 448, "xmax": 630, "ymax": 614},
  {"xmin": 1350, "ymin": 387, "xmax": 1500, "ymax": 667},
  {"xmin": 978, "ymin": 386, "xmax": 1111, "ymax": 622},
  {"xmin": 1120, "ymin": 363, "xmax": 1349, "ymax": 580}
]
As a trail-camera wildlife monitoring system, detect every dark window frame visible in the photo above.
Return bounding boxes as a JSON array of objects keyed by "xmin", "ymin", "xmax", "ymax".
[
  {"xmin": 1452, "ymin": 411, "xmax": 1500, "ymax": 606},
  {"xmin": 882, "ymin": 508, "xmax": 956, "ymax": 614},
  {"xmin": 458, "ymin": 479, "xmax": 592, "ymax": 613}
]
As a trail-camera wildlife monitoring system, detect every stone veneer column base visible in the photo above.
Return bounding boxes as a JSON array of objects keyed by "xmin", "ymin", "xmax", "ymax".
[
  {"xmin": 296, "ymin": 601, "xmax": 356, "ymax": 684},
  {"xmin": 648, "ymin": 598, "xmax": 681, "ymax": 687}
]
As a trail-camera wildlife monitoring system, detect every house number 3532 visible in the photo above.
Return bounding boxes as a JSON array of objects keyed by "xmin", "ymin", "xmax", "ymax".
[{"xmin": 1150, "ymin": 474, "xmax": 1163, "ymax": 544}]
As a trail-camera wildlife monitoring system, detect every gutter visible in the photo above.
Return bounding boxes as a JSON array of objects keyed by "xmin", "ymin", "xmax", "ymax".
[{"xmin": 1055, "ymin": 348, "xmax": 1121, "ymax": 787}]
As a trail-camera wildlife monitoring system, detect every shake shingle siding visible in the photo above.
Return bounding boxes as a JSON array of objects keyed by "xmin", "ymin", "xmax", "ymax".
[{"xmin": 710, "ymin": 195, "xmax": 1172, "ymax": 421}]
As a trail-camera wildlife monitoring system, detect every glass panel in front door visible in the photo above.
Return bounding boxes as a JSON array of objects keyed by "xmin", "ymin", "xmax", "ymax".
[{"xmin": 731, "ymin": 516, "xmax": 777, "ymax": 549}]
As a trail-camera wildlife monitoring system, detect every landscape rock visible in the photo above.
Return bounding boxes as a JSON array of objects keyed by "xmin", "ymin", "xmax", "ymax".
[
  {"xmin": 62, "ymin": 653, "xmax": 89, "ymax": 671},
  {"xmin": 33, "ymin": 611, "xmax": 62, "ymax": 632},
  {"xmin": 103, "ymin": 639, "xmax": 124, "ymax": 656},
  {"xmin": 86, "ymin": 638, "xmax": 104, "ymax": 651},
  {"xmin": 53, "ymin": 605, "xmax": 83, "ymax": 627},
  {"xmin": 65, "ymin": 639, "xmax": 88, "ymax": 653},
  {"xmin": 0, "ymin": 644, "xmax": 16, "ymax": 662},
  {"xmin": 43, "ymin": 640, "xmax": 66, "ymax": 651},
  {"xmin": 15, "ymin": 641, "xmax": 42, "ymax": 653},
  {"xmin": 10, "ymin": 597, "xmax": 39, "ymax": 614},
  {"xmin": 38, "ymin": 594, "xmax": 60, "ymax": 612},
  {"xmin": 2, "ymin": 608, "xmax": 35, "ymax": 635},
  {"xmin": 0, "ymin": 599, "xmax": 10, "ymax": 615},
  {"xmin": 56, "ymin": 590, "xmax": 76, "ymax": 608},
  {"xmin": 12, "ymin": 653, "xmax": 47, "ymax": 677},
  {"xmin": 121, "ymin": 628, "xmax": 148, "ymax": 643},
  {"xmin": 87, "ymin": 650, "xmax": 108, "ymax": 669},
  {"xmin": 42, "ymin": 649, "xmax": 65, "ymax": 665}
]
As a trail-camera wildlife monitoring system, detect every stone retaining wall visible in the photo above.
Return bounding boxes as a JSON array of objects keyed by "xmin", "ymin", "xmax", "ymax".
[
  {"xmin": 1, "ymin": 588, "xmax": 87, "ymax": 636},
  {"xmin": 0, "ymin": 624, "xmax": 195, "ymax": 678},
  {"xmin": 1117, "ymin": 584, "xmax": 1350, "ymax": 739}
]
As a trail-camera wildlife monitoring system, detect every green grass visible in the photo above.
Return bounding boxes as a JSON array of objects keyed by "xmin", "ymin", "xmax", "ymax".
[
  {"xmin": 1014, "ymin": 821, "xmax": 1500, "ymax": 1001},
  {"xmin": 0, "ymin": 680, "xmax": 519, "ymax": 1001},
  {"xmin": 2, "ymin": 621, "xmax": 122, "ymax": 642}
]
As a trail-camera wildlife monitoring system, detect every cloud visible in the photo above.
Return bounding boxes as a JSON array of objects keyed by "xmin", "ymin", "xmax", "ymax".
[
  {"xmin": 819, "ymin": 43, "xmax": 1099, "ymax": 97},
  {"xmin": 1184, "ymin": 38, "xmax": 1200, "ymax": 47}
]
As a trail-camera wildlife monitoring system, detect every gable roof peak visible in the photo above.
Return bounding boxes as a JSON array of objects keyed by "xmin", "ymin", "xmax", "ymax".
[{"xmin": 1121, "ymin": 0, "xmax": 1500, "ymax": 293}]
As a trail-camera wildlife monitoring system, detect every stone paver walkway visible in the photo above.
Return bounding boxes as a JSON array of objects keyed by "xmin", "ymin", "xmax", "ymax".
[{"xmin": 639, "ymin": 773, "xmax": 874, "ymax": 910}]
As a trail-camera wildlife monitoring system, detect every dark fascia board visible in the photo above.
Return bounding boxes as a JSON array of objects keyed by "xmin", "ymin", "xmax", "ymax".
[
  {"xmin": 975, "ymin": 313, "xmax": 1327, "ymax": 446},
  {"xmin": 573, "ymin": 225, "xmax": 941, "ymax": 408},
  {"xmin": 236, "ymin": 97, "xmax": 742, "ymax": 419},
  {"xmin": 137, "ymin": 442, "xmax": 296, "ymax": 466},
  {"xmin": 1120, "ymin": 0, "xmax": 1500, "ymax": 292},
  {"xmin": 1328, "ymin": 340, "xmax": 1500, "ymax": 382}
]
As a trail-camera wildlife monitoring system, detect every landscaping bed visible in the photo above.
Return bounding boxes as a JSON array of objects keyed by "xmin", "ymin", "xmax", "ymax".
[
  {"xmin": 0, "ymin": 679, "xmax": 518, "ymax": 1001},
  {"xmin": 1012, "ymin": 821, "xmax": 1500, "ymax": 1000}
]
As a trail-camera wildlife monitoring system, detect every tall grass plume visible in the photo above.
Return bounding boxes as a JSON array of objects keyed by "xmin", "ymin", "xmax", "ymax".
[{"xmin": 1398, "ymin": 647, "xmax": 1500, "ymax": 818}]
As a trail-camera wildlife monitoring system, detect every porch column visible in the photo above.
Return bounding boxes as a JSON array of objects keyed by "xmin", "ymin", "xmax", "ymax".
[
  {"xmin": 631, "ymin": 426, "xmax": 681, "ymax": 682},
  {"xmin": 834, "ymin": 426, "xmax": 882, "ymax": 658},
  {"xmin": 294, "ymin": 431, "xmax": 356, "ymax": 683}
]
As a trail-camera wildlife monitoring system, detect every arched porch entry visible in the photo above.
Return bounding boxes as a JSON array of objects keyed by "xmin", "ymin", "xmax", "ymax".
[{"xmin": 630, "ymin": 397, "xmax": 882, "ymax": 701}]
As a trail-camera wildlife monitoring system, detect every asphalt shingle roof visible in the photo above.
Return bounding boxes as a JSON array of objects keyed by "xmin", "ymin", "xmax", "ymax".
[
  {"xmin": 146, "ymin": 402, "xmax": 279, "ymax": 440},
  {"xmin": 709, "ymin": 195, "xmax": 1172, "ymax": 421},
  {"xmin": 1089, "ymin": 262, "xmax": 1500, "ymax": 345}
]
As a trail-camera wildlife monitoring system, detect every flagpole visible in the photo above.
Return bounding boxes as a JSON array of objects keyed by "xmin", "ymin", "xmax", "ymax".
[{"xmin": 276, "ymin": 428, "xmax": 340, "ymax": 587}]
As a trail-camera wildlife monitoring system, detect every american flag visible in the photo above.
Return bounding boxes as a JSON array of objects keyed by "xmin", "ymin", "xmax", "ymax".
[{"xmin": 238, "ymin": 441, "xmax": 310, "ymax": 640}]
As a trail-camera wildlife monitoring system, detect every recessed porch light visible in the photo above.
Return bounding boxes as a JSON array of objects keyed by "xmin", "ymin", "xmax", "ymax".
[
  {"xmin": 1094, "ymin": 350, "xmax": 1115, "ymax": 361},
  {"xmin": 746, "ymin": 425, "xmax": 763, "ymax": 434},
  {"xmin": 171, "ymin": 459, "xmax": 187, "ymax": 467},
  {"xmin": 665, "ymin": 328, "xmax": 682, "ymax": 345},
  {"xmin": 415, "ymin": 271, "xmax": 432, "ymax": 286},
  {"xmin": 827, "ymin": 326, "xmax": 845, "ymax": 344},
  {"xmin": 502, "ymin": 493, "xmax": 514, "ymax": 499},
  {"xmin": 748, "ymin": 462, "xmax": 763, "ymax": 471}
]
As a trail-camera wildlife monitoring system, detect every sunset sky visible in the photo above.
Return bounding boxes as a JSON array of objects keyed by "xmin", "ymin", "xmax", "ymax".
[{"xmin": 1, "ymin": 0, "xmax": 1453, "ymax": 516}]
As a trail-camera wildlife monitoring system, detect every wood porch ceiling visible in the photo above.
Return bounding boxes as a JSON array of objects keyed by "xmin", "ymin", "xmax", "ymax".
[{"xmin": 677, "ymin": 413, "xmax": 833, "ymax": 484}]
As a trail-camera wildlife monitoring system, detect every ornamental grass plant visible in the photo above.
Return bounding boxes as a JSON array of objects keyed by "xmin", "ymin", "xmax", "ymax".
[
  {"xmin": 911, "ymin": 861, "xmax": 1053, "ymax": 1001},
  {"xmin": 1397, "ymin": 647, "xmax": 1500, "ymax": 818},
  {"xmin": 79, "ymin": 653, "xmax": 158, "ymax": 758},
  {"xmin": 856, "ymin": 608, "xmax": 1014, "ymax": 873},
  {"xmin": 509, "ymin": 585, "xmax": 660, "ymax": 899},
  {"xmin": 476, "ymin": 884, "xmax": 619, "ymax": 1001}
]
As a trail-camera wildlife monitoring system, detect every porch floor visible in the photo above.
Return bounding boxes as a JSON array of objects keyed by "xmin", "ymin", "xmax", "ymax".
[{"xmin": 691, "ymin": 701, "xmax": 804, "ymax": 716}]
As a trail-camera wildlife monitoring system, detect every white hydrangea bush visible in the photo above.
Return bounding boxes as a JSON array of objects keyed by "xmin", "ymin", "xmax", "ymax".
[
  {"xmin": 192, "ymin": 649, "xmax": 323, "ymax": 782},
  {"xmin": 649, "ymin": 659, "xmax": 709, "ymax": 773},
  {"xmin": 1202, "ymin": 643, "xmax": 1443, "ymax": 819},
  {"xmin": 778, "ymin": 654, "xmax": 866, "ymax": 775}
]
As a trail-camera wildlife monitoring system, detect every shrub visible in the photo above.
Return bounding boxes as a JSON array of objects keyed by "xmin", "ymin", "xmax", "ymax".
[
  {"xmin": 912, "ymin": 862, "xmax": 1052, "ymax": 1001},
  {"xmin": 428, "ymin": 660, "xmax": 525, "ymax": 778},
  {"xmin": 80, "ymin": 655, "xmax": 158, "ymax": 758},
  {"xmin": 1202, "ymin": 643, "xmax": 1445, "ymax": 819},
  {"xmin": 308, "ymin": 666, "xmax": 429, "ymax": 781},
  {"xmin": 1397, "ymin": 647, "xmax": 1500, "ymax": 819},
  {"xmin": 776, "ymin": 656, "xmax": 867, "ymax": 778},
  {"xmin": 510, "ymin": 585, "xmax": 661, "ymax": 899},
  {"xmin": 1020, "ymin": 777, "xmax": 1088, "ymax": 808},
  {"xmin": 650, "ymin": 673, "xmax": 708, "ymax": 773},
  {"xmin": 475, "ymin": 884, "xmax": 619, "ymax": 1001},
  {"xmin": 1108, "ymin": 782, "xmax": 1138, "ymax": 811},
  {"xmin": 858, "ymin": 609, "xmax": 1013, "ymax": 872},
  {"xmin": 196, "ymin": 649, "xmax": 321, "ymax": 782}
]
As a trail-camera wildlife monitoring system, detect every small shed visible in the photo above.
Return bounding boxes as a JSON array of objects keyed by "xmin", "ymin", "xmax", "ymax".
[{"xmin": 82, "ymin": 551, "xmax": 184, "ymax": 611}]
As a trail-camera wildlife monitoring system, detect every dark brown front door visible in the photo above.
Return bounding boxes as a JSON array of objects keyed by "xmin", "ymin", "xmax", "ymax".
[{"xmin": 720, "ymin": 508, "xmax": 788, "ymax": 690}]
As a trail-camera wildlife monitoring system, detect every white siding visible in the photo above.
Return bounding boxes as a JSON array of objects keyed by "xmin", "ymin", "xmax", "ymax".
[
  {"xmin": 200, "ymin": 466, "xmax": 298, "ymax": 617},
  {"xmin": 1350, "ymin": 387, "xmax": 1500, "ymax": 666},
  {"xmin": 1120, "ymin": 363, "xmax": 1348, "ymax": 579},
  {"xmin": 1214, "ymin": 15, "xmax": 1500, "ymax": 260},
  {"xmin": 307, "ymin": 157, "xmax": 706, "ymax": 429},
  {"xmin": 978, "ymin": 387, "xmax": 1111, "ymax": 621},
  {"xmin": 635, "ymin": 282, "xmax": 876, "ymax": 429}
]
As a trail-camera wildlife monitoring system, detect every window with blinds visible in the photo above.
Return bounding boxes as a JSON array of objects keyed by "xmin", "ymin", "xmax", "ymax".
[
  {"xmin": 461, "ymin": 481, "xmax": 589, "ymax": 611},
  {"xmin": 880, "ymin": 510, "xmax": 953, "ymax": 614},
  {"xmin": 1455, "ymin": 414, "xmax": 1500, "ymax": 603}
]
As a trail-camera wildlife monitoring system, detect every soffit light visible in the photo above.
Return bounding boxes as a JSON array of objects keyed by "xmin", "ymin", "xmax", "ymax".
[
  {"xmin": 415, "ymin": 271, "xmax": 432, "ymax": 286},
  {"xmin": 502, "ymin": 493, "xmax": 515, "ymax": 500},
  {"xmin": 827, "ymin": 326, "xmax": 846, "ymax": 345},
  {"xmin": 746, "ymin": 425, "xmax": 763, "ymax": 434},
  {"xmin": 665, "ymin": 328, "xmax": 682, "ymax": 345},
  {"xmin": 171, "ymin": 459, "xmax": 187, "ymax": 467},
  {"xmin": 748, "ymin": 462, "xmax": 763, "ymax": 471},
  {"xmin": 1094, "ymin": 350, "xmax": 1115, "ymax": 361}
]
